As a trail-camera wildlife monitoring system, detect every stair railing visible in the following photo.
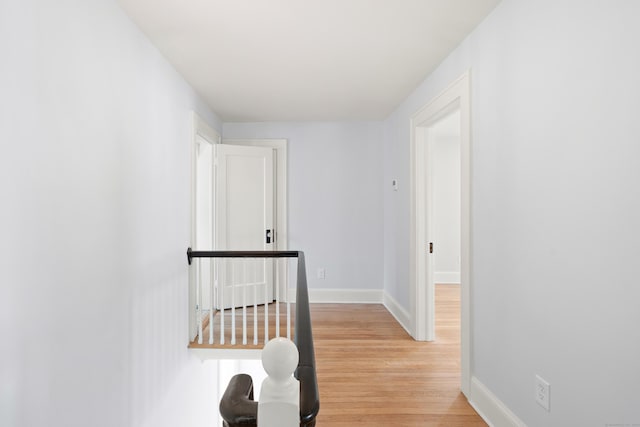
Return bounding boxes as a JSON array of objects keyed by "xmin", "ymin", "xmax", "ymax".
[
  {"xmin": 187, "ymin": 249, "xmax": 298, "ymax": 346},
  {"xmin": 186, "ymin": 249, "xmax": 319, "ymax": 426}
]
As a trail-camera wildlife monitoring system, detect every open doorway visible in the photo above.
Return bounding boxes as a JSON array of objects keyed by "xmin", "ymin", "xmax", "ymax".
[
  {"xmin": 432, "ymin": 111, "xmax": 461, "ymax": 289},
  {"xmin": 189, "ymin": 125, "xmax": 290, "ymax": 343},
  {"xmin": 429, "ymin": 111, "xmax": 463, "ymax": 389},
  {"xmin": 430, "ymin": 111, "xmax": 462, "ymax": 359},
  {"xmin": 410, "ymin": 71, "xmax": 471, "ymax": 396}
]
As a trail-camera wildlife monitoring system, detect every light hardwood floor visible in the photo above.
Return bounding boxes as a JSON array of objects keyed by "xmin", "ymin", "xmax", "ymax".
[{"xmin": 311, "ymin": 285, "xmax": 487, "ymax": 426}]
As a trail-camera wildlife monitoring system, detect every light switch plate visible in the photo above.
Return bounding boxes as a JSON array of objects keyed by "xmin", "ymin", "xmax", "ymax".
[{"xmin": 535, "ymin": 375, "xmax": 550, "ymax": 411}]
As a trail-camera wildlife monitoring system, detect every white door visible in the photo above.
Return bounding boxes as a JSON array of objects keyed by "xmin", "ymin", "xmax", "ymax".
[{"xmin": 214, "ymin": 144, "xmax": 275, "ymax": 309}]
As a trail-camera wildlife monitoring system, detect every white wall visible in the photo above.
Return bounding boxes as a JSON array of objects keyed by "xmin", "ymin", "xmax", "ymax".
[
  {"xmin": 431, "ymin": 112, "xmax": 461, "ymax": 283},
  {"xmin": 5, "ymin": 0, "xmax": 639, "ymax": 425},
  {"xmin": 383, "ymin": 0, "xmax": 640, "ymax": 425},
  {"xmin": 223, "ymin": 122, "xmax": 384, "ymax": 293},
  {"xmin": 0, "ymin": 1, "xmax": 221, "ymax": 426}
]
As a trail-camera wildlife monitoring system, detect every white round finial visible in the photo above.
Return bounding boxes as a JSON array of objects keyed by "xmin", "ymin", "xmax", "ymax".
[
  {"xmin": 259, "ymin": 338, "xmax": 300, "ymax": 427},
  {"xmin": 262, "ymin": 337, "xmax": 299, "ymax": 382}
]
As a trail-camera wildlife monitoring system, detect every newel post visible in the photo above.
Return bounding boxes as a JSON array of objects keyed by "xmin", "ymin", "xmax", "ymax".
[{"xmin": 258, "ymin": 337, "xmax": 300, "ymax": 427}]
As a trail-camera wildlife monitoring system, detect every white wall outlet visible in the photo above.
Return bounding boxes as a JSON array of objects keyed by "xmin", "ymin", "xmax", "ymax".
[
  {"xmin": 317, "ymin": 268, "xmax": 326, "ymax": 279},
  {"xmin": 535, "ymin": 375, "xmax": 550, "ymax": 412}
]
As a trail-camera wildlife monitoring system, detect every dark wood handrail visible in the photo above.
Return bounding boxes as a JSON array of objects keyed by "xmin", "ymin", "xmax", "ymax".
[
  {"xmin": 219, "ymin": 374, "xmax": 257, "ymax": 427},
  {"xmin": 187, "ymin": 248, "xmax": 319, "ymax": 427},
  {"xmin": 187, "ymin": 248, "xmax": 301, "ymax": 264},
  {"xmin": 293, "ymin": 252, "xmax": 319, "ymax": 426}
]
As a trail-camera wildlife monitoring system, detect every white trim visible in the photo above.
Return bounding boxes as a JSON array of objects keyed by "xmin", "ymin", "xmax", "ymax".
[
  {"xmin": 410, "ymin": 70, "xmax": 472, "ymax": 396},
  {"xmin": 308, "ymin": 288, "xmax": 383, "ymax": 304},
  {"xmin": 284, "ymin": 288, "xmax": 411, "ymax": 331},
  {"xmin": 189, "ymin": 348, "xmax": 262, "ymax": 362},
  {"xmin": 382, "ymin": 292, "xmax": 411, "ymax": 335},
  {"xmin": 287, "ymin": 288, "xmax": 384, "ymax": 304},
  {"xmin": 434, "ymin": 272, "xmax": 461, "ymax": 284},
  {"xmin": 193, "ymin": 113, "xmax": 221, "ymax": 144},
  {"xmin": 468, "ymin": 377, "xmax": 528, "ymax": 427},
  {"xmin": 189, "ymin": 112, "xmax": 221, "ymax": 342}
]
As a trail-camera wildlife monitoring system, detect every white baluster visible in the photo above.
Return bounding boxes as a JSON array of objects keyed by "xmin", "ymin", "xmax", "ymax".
[
  {"xmin": 264, "ymin": 258, "xmax": 269, "ymax": 343},
  {"xmin": 242, "ymin": 259, "xmax": 247, "ymax": 345},
  {"xmin": 220, "ymin": 258, "xmax": 225, "ymax": 345},
  {"xmin": 197, "ymin": 258, "xmax": 203, "ymax": 344},
  {"xmin": 231, "ymin": 259, "xmax": 236, "ymax": 345},
  {"xmin": 275, "ymin": 258, "xmax": 280, "ymax": 338},
  {"xmin": 253, "ymin": 259, "xmax": 258, "ymax": 345},
  {"xmin": 286, "ymin": 258, "xmax": 291, "ymax": 340},
  {"xmin": 258, "ymin": 338, "xmax": 300, "ymax": 427},
  {"xmin": 209, "ymin": 257, "xmax": 214, "ymax": 344}
]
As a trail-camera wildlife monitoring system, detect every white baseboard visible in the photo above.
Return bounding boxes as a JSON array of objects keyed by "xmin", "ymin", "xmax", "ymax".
[
  {"xmin": 287, "ymin": 288, "xmax": 412, "ymax": 334},
  {"xmin": 434, "ymin": 271, "xmax": 460, "ymax": 284},
  {"xmin": 382, "ymin": 292, "xmax": 412, "ymax": 335},
  {"xmin": 468, "ymin": 377, "xmax": 527, "ymax": 427},
  {"xmin": 288, "ymin": 288, "xmax": 384, "ymax": 304}
]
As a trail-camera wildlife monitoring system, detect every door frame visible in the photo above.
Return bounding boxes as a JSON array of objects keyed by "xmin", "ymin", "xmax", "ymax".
[
  {"xmin": 222, "ymin": 139, "xmax": 289, "ymax": 300},
  {"xmin": 409, "ymin": 71, "xmax": 471, "ymax": 396},
  {"xmin": 189, "ymin": 112, "xmax": 220, "ymax": 342}
]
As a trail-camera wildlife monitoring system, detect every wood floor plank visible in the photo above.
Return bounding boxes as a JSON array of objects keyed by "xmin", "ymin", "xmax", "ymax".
[{"xmin": 311, "ymin": 284, "xmax": 486, "ymax": 426}]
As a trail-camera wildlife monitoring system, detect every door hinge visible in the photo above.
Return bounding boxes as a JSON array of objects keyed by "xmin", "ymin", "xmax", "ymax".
[{"xmin": 429, "ymin": 242, "xmax": 433, "ymax": 254}]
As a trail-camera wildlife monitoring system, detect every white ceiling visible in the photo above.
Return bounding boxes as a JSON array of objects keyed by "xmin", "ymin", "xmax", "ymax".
[{"xmin": 117, "ymin": 0, "xmax": 500, "ymax": 122}]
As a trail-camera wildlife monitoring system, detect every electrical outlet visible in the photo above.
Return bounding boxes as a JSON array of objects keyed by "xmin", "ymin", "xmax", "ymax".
[
  {"xmin": 317, "ymin": 268, "xmax": 326, "ymax": 279},
  {"xmin": 535, "ymin": 375, "xmax": 550, "ymax": 412}
]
